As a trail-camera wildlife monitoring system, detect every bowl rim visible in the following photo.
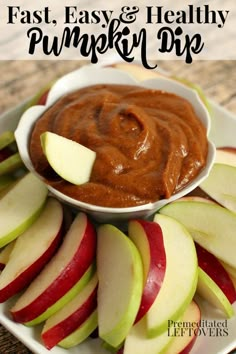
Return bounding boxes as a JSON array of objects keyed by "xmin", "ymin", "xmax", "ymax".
[{"xmin": 15, "ymin": 64, "xmax": 215, "ymax": 215}]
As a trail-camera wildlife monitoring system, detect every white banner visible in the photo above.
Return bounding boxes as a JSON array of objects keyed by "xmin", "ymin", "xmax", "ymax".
[{"xmin": 0, "ymin": 0, "xmax": 235, "ymax": 64}]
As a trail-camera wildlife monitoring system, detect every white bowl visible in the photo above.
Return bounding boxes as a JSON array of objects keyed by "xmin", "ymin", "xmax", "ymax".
[{"xmin": 15, "ymin": 65, "xmax": 215, "ymax": 224}]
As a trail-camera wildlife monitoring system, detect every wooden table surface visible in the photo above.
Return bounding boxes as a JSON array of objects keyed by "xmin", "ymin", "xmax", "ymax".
[{"xmin": 0, "ymin": 60, "xmax": 235, "ymax": 353}]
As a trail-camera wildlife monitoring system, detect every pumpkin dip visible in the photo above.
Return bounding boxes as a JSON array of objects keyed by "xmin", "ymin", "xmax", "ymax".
[{"xmin": 29, "ymin": 84, "xmax": 208, "ymax": 208}]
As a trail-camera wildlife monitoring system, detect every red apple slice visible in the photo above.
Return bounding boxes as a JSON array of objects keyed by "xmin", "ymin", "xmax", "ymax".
[
  {"xmin": 0, "ymin": 198, "xmax": 63, "ymax": 302},
  {"xmin": 42, "ymin": 273, "xmax": 98, "ymax": 349},
  {"xmin": 128, "ymin": 219, "xmax": 166, "ymax": 323},
  {"xmin": 11, "ymin": 212, "xmax": 96, "ymax": 324},
  {"xmin": 165, "ymin": 301, "xmax": 201, "ymax": 354},
  {"xmin": 195, "ymin": 243, "xmax": 236, "ymax": 304}
]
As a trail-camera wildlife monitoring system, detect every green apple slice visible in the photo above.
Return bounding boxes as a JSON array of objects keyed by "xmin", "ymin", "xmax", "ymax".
[
  {"xmin": 40, "ymin": 131, "xmax": 96, "ymax": 185},
  {"xmin": 148, "ymin": 214, "xmax": 198, "ymax": 337},
  {"xmin": 0, "ymin": 153, "xmax": 23, "ymax": 176},
  {"xmin": 42, "ymin": 273, "xmax": 98, "ymax": 349},
  {"xmin": 200, "ymin": 163, "xmax": 236, "ymax": 212},
  {"xmin": 0, "ymin": 131, "xmax": 15, "ymax": 150},
  {"xmin": 197, "ymin": 267, "xmax": 234, "ymax": 318},
  {"xmin": 59, "ymin": 310, "xmax": 98, "ymax": 348},
  {"xmin": 0, "ymin": 172, "xmax": 48, "ymax": 247},
  {"xmin": 97, "ymin": 224, "xmax": 143, "ymax": 348},
  {"xmin": 159, "ymin": 200, "xmax": 236, "ymax": 269}
]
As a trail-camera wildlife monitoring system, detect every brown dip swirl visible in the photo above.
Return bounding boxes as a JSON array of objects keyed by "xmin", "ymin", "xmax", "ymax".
[{"xmin": 29, "ymin": 84, "xmax": 208, "ymax": 208}]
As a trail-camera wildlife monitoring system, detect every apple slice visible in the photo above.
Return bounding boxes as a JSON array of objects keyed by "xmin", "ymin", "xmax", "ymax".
[
  {"xmin": 215, "ymin": 147, "xmax": 236, "ymax": 167},
  {"xmin": 40, "ymin": 131, "xmax": 96, "ymax": 185},
  {"xmin": 159, "ymin": 200, "xmax": 236, "ymax": 269},
  {"xmin": 197, "ymin": 267, "xmax": 234, "ymax": 318},
  {"xmin": 59, "ymin": 310, "xmax": 98, "ymax": 349},
  {"xmin": 124, "ymin": 300, "xmax": 200, "ymax": 354},
  {"xmin": 0, "ymin": 198, "xmax": 63, "ymax": 302},
  {"xmin": 0, "ymin": 131, "xmax": 15, "ymax": 150},
  {"xmin": 0, "ymin": 172, "xmax": 48, "ymax": 248},
  {"xmin": 128, "ymin": 219, "xmax": 166, "ymax": 323},
  {"xmin": 146, "ymin": 214, "xmax": 197, "ymax": 337},
  {"xmin": 0, "ymin": 152, "xmax": 23, "ymax": 176},
  {"xmin": 200, "ymin": 163, "xmax": 236, "ymax": 212},
  {"xmin": 123, "ymin": 316, "xmax": 173, "ymax": 354},
  {"xmin": 97, "ymin": 224, "xmax": 143, "ymax": 348},
  {"xmin": 0, "ymin": 241, "xmax": 15, "ymax": 270},
  {"xmin": 195, "ymin": 243, "xmax": 236, "ymax": 304},
  {"xmin": 164, "ymin": 301, "xmax": 201, "ymax": 354},
  {"xmin": 42, "ymin": 273, "xmax": 98, "ymax": 349},
  {"xmin": 10, "ymin": 212, "xmax": 97, "ymax": 325}
]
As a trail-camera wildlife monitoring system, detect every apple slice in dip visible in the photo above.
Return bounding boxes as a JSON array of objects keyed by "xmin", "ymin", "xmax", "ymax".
[{"xmin": 40, "ymin": 131, "xmax": 96, "ymax": 185}]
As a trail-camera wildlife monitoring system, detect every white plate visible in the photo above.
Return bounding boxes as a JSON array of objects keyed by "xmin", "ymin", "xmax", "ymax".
[{"xmin": 0, "ymin": 92, "xmax": 236, "ymax": 354}]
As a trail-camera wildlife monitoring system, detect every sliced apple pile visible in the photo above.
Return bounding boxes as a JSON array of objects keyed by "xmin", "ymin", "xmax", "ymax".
[
  {"xmin": 41, "ymin": 131, "xmax": 96, "ymax": 185},
  {"xmin": 158, "ymin": 146, "xmax": 236, "ymax": 319},
  {"xmin": 42, "ymin": 273, "xmax": 98, "ymax": 349},
  {"xmin": 0, "ymin": 198, "xmax": 63, "ymax": 302},
  {"xmin": 11, "ymin": 212, "xmax": 97, "ymax": 325}
]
